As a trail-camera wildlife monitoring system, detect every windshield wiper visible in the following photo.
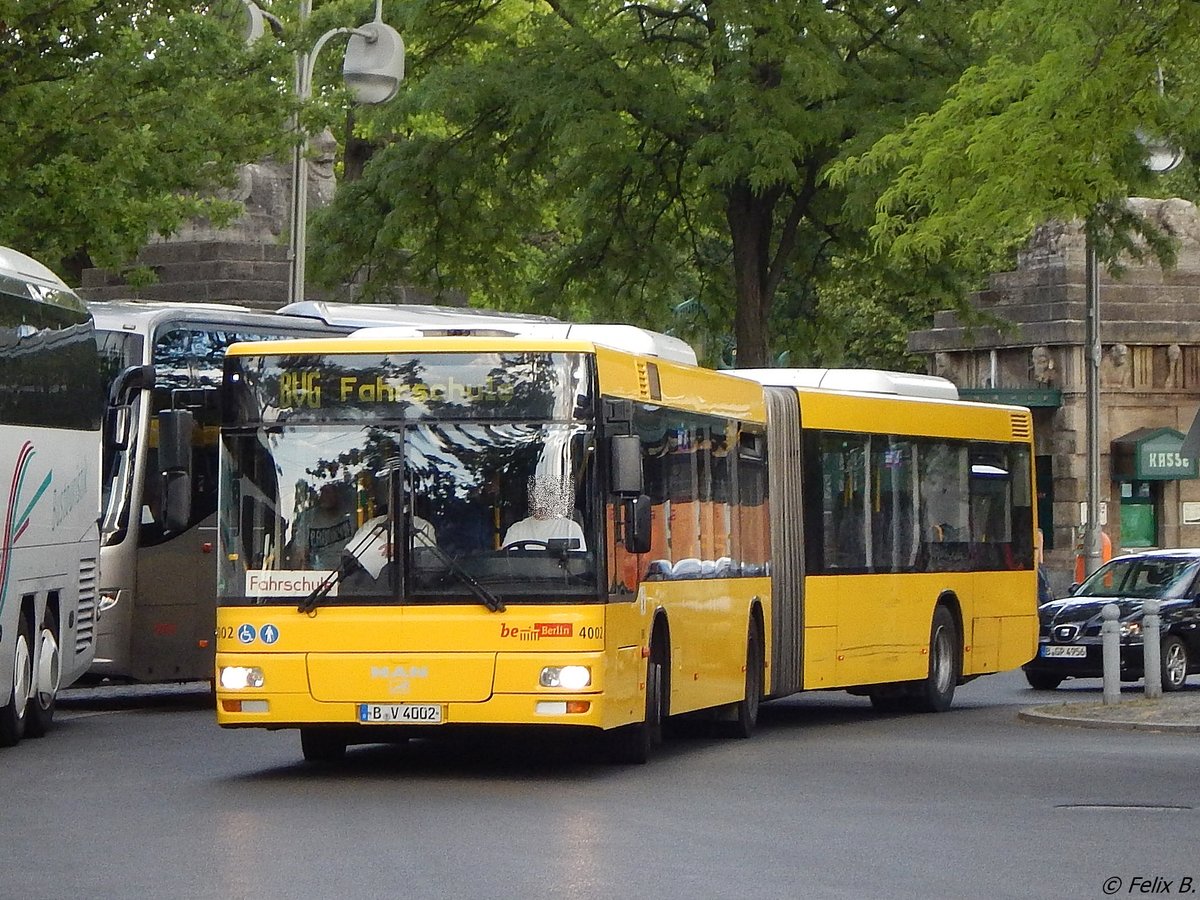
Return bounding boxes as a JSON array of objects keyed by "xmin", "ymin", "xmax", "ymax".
[
  {"xmin": 297, "ymin": 517, "xmax": 506, "ymax": 614},
  {"xmin": 297, "ymin": 519, "xmax": 388, "ymax": 614},
  {"xmin": 414, "ymin": 531, "xmax": 506, "ymax": 613}
]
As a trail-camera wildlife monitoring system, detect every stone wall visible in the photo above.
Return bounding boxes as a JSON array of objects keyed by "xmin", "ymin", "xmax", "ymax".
[
  {"xmin": 75, "ymin": 130, "xmax": 425, "ymax": 309},
  {"xmin": 79, "ymin": 240, "xmax": 293, "ymax": 309}
]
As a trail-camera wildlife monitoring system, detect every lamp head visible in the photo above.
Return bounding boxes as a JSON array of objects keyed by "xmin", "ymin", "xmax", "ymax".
[
  {"xmin": 343, "ymin": 22, "xmax": 405, "ymax": 105},
  {"xmin": 1137, "ymin": 128, "xmax": 1185, "ymax": 174}
]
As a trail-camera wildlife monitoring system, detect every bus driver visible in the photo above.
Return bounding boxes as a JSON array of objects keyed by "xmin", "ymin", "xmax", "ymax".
[{"xmin": 502, "ymin": 476, "xmax": 586, "ymax": 551}]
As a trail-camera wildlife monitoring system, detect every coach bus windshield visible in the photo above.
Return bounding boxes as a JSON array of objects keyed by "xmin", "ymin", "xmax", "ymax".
[{"xmin": 217, "ymin": 351, "xmax": 599, "ymax": 606}]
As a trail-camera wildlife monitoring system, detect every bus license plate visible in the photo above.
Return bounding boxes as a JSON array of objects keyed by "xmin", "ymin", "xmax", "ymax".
[
  {"xmin": 1041, "ymin": 645, "xmax": 1087, "ymax": 658},
  {"xmin": 358, "ymin": 703, "xmax": 443, "ymax": 724}
]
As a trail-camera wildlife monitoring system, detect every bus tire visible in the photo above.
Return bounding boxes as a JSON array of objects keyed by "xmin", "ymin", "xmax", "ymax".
[
  {"xmin": 720, "ymin": 617, "xmax": 764, "ymax": 739},
  {"xmin": 909, "ymin": 605, "xmax": 960, "ymax": 713},
  {"xmin": 609, "ymin": 637, "xmax": 666, "ymax": 764},
  {"xmin": 300, "ymin": 728, "xmax": 348, "ymax": 764},
  {"xmin": 25, "ymin": 609, "xmax": 60, "ymax": 738},
  {"xmin": 0, "ymin": 614, "xmax": 34, "ymax": 747}
]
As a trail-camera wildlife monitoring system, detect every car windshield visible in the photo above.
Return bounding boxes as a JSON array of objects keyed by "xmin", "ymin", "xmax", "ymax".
[{"xmin": 1075, "ymin": 556, "xmax": 1200, "ymax": 600}]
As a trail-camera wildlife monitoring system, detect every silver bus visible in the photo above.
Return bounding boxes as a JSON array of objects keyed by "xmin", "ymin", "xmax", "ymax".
[
  {"xmin": 1, "ymin": 247, "xmax": 104, "ymax": 745},
  {"xmin": 90, "ymin": 302, "xmax": 355, "ymax": 682}
]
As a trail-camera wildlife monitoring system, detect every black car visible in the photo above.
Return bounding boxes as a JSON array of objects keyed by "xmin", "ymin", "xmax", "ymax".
[{"xmin": 1023, "ymin": 549, "xmax": 1200, "ymax": 691}]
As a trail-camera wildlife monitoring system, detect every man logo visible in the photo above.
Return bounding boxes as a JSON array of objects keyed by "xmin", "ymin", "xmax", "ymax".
[{"xmin": 370, "ymin": 665, "xmax": 429, "ymax": 695}]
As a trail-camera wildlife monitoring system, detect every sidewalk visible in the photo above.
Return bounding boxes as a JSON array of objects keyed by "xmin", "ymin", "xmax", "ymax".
[{"xmin": 1018, "ymin": 692, "xmax": 1200, "ymax": 733}]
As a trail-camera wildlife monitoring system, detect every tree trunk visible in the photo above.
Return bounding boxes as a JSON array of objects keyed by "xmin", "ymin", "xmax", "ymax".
[
  {"xmin": 727, "ymin": 180, "xmax": 774, "ymax": 368},
  {"xmin": 343, "ymin": 110, "xmax": 374, "ymax": 183}
]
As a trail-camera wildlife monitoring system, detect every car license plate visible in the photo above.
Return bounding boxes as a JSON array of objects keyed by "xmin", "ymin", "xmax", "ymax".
[
  {"xmin": 358, "ymin": 703, "xmax": 443, "ymax": 724},
  {"xmin": 1041, "ymin": 645, "xmax": 1087, "ymax": 659}
]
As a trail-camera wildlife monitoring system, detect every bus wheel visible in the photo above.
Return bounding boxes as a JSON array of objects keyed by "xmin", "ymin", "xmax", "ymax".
[
  {"xmin": 300, "ymin": 728, "xmax": 347, "ymax": 764},
  {"xmin": 720, "ymin": 617, "xmax": 763, "ymax": 739},
  {"xmin": 910, "ymin": 605, "xmax": 960, "ymax": 713},
  {"xmin": 0, "ymin": 615, "xmax": 34, "ymax": 747},
  {"xmin": 609, "ymin": 638, "xmax": 666, "ymax": 764},
  {"xmin": 26, "ymin": 610, "xmax": 61, "ymax": 738}
]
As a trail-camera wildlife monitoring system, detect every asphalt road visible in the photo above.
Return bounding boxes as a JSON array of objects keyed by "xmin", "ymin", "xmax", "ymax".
[{"xmin": 3, "ymin": 671, "xmax": 1197, "ymax": 900}]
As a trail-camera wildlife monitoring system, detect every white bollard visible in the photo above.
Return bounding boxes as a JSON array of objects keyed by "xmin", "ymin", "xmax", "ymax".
[
  {"xmin": 1143, "ymin": 599, "xmax": 1162, "ymax": 700},
  {"xmin": 1101, "ymin": 603, "xmax": 1121, "ymax": 706}
]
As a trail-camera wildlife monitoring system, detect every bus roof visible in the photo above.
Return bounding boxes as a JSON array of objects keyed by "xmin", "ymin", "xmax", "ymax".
[
  {"xmin": 279, "ymin": 302, "xmax": 697, "ymax": 366},
  {"xmin": 729, "ymin": 367, "xmax": 960, "ymax": 401},
  {"xmin": 279, "ymin": 301, "xmax": 562, "ymax": 331},
  {"xmin": 347, "ymin": 323, "xmax": 698, "ymax": 365},
  {"xmin": 226, "ymin": 334, "xmax": 633, "ymax": 360},
  {"xmin": 86, "ymin": 299, "xmax": 344, "ymax": 334},
  {"xmin": 0, "ymin": 245, "xmax": 74, "ymax": 293}
]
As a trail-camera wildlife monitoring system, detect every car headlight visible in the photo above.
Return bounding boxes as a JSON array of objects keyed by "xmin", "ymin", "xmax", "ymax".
[
  {"xmin": 1119, "ymin": 621, "xmax": 1143, "ymax": 640},
  {"xmin": 539, "ymin": 665, "xmax": 591, "ymax": 690},
  {"xmin": 219, "ymin": 666, "xmax": 265, "ymax": 689}
]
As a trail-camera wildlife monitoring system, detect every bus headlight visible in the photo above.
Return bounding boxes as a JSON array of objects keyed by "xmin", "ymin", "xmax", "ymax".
[
  {"xmin": 219, "ymin": 666, "xmax": 265, "ymax": 690},
  {"xmin": 540, "ymin": 665, "xmax": 591, "ymax": 690}
]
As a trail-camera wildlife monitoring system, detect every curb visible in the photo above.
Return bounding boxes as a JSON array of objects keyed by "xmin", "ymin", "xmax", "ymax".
[{"xmin": 1017, "ymin": 707, "xmax": 1200, "ymax": 733}]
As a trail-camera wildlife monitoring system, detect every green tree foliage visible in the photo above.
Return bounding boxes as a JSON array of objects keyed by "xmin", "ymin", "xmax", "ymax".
[
  {"xmin": 837, "ymin": 0, "xmax": 1200, "ymax": 273},
  {"xmin": 781, "ymin": 253, "xmax": 955, "ymax": 371},
  {"xmin": 312, "ymin": 0, "xmax": 986, "ymax": 367},
  {"xmin": 0, "ymin": 1, "xmax": 289, "ymax": 280}
]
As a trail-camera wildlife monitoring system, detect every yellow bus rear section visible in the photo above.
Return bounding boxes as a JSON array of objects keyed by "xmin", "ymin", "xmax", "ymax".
[
  {"xmin": 795, "ymin": 387, "xmax": 1038, "ymax": 689},
  {"xmin": 800, "ymin": 571, "xmax": 1036, "ymax": 689}
]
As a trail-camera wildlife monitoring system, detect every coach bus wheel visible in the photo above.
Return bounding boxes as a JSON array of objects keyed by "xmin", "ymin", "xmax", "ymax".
[
  {"xmin": 721, "ymin": 617, "xmax": 763, "ymax": 739},
  {"xmin": 25, "ymin": 610, "xmax": 60, "ymax": 738},
  {"xmin": 0, "ymin": 614, "xmax": 34, "ymax": 747},
  {"xmin": 300, "ymin": 728, "xmax": 348, "ymax": 764},
  {"xmin": 909, "ymin": 605, "xmax": 960, "ymax": 713},
  {"xmin": 1161, "ymin": 635, "xmax": 1189, "ymax": 692},
  {"xmin": 609, "ymin": 637, "xmax": 666, "ymax": 764}
]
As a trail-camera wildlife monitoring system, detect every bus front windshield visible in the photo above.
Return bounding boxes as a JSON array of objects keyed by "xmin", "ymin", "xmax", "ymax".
[{"xmin": 218, "ymin": 351, "xmax": 599, "ymax": 606}]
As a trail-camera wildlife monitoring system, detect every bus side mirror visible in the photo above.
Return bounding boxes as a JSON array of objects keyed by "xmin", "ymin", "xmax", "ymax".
[
  {"xmin": 106, "ymin": 364, "xmax": 155, "ymax": 450},
  {"xmin": 624, "ymin": 494, "xmax": 652, "ymax": 555},
  {"xmin": 610, "ymin": 434, "xmax": 643, "ymax": 495},
  {"xmin": 109, "ymin": 364, "xmax": 155, "ymax": 406},
  {"xmin": 159, "ymin": 409, "xmax": 194, "ymax": 534}
]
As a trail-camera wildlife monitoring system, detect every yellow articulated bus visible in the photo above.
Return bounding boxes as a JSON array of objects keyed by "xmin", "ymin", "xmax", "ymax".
[{"xmin": 206, "ymin": 324, "xmax": 1037, "ymax": 764}]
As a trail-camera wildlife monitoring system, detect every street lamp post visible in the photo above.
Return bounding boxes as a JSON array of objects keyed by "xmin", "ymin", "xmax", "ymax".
[
  {"xmin": 1082, "ymin": 129, "xmax": 1183, "ymax": 577},
  {"xmin": 241, "ymin": 0, "xmax": 404, "ymax": 304},
  {"xmin": 1083, "ymin": 227, "xmax": 1103, "ymax": 577}
]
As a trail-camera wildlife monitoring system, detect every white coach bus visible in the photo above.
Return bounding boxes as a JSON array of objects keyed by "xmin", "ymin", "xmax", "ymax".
[{"xmin": 1, "ymin": 247, "xmax": 104, "ymax": 746}]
